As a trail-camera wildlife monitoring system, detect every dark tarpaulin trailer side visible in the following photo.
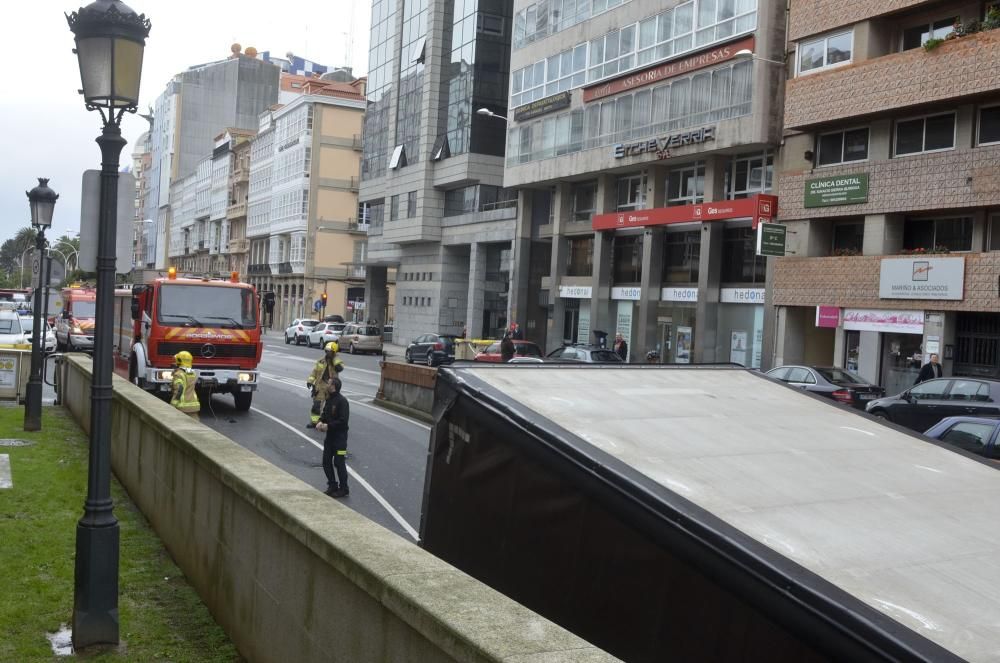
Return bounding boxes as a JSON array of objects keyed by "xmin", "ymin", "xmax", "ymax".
[{"xmin": 420, "ymin": 365, "xmax": 970, "ymax": 663}]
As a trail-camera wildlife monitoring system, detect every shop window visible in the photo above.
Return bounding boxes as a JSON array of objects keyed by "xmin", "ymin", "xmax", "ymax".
[
  {"xmin": 978, "ymin": 106, "xmax": 1000, "ymax": 146},
  {"xmin": 721, "ymin": 226, "xmax": 765, "ymax": 283},
  {"xmin": 572, "ymin": 181, "xmax": 598, "ymax": 222},
  {"xmin": 726, "ymin": 151, "xmax": 773, "ymax": 199},
  {"xmin": 901, "ymin": 17, "xmax": 956, "ymax": 51},
  {"xmin": 797, "ymin": 29, "xmax": 852, "ymax": 75},
  {"xmin": 612, "ymin": 233, "xmax": 643, "ymax": 283},
  {"xmin": 616, "ymin": 173, "xmax": 646, "ymax": 211},
  {"xmin": 817, "ymin": 128, "xmax": 869, "ymax": 166},
  {"xmin": 832, "ymin": 221, "xmax": 864, "ymax": 255},
  {"xmin": 989, "ymin": 215, "xmax": 1000, "ymax": 251},
  {"xmin": 663, "ymin": 230, "xmax": 700, "ymax": 283},
  {"xmin": 903, "ymin": 217, "xmax": 973, "ymax": 252},
  {"xmin": 566, "ymin": 236, "xmax": 594, "ymax": 276},
  {"xmin": 894, "ymin": 113, "xmax": 955, "ymax": 156},
  {"xmin": 667, "ymin": 163, "xmax": 705, "ymax": 206}
]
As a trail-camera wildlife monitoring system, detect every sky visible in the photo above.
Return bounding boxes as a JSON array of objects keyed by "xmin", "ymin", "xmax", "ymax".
[{"xmin": 0, "ymin": 0, "xmax": 371, "ymax": 244}]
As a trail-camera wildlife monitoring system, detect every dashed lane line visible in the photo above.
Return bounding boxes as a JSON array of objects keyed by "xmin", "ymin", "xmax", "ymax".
[{"xmin": 249, "ymin": 406, "xmax": 420, "ymax": 541}]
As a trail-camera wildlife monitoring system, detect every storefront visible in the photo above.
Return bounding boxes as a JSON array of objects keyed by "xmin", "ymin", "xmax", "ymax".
[
  {"xmin": 658, "ymin": 287, "xmax": 698, "ymax": 363},
  {"xmin": 842, "ymin": 309, "xmax": 926, "ymax": 396},
  {"xmin": 719, "ymin": 288, "xmax": 765, "ymax": 368},
  {"xmin": 557, "ymin": 285, "xmax": 591, "ymax": 345}
]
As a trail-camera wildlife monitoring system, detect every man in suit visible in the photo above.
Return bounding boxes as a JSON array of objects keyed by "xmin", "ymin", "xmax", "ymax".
[{"xmin": 915, "ymin": 353, "xmax": 943, "ymax": 384}]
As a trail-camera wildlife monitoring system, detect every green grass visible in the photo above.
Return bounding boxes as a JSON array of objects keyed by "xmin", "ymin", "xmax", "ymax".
[{"xmin": 0, "ymin": 406, "xmax": 241, "ymax": 662}]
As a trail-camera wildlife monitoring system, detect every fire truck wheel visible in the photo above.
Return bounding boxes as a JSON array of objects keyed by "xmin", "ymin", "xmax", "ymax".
[{"xmin": 234, "ymin": 391, "xmax": 253, "ymax": 411}]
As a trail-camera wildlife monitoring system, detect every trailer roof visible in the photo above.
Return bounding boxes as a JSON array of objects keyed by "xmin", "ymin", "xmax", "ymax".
[{"xmin": 445, "ymin": 365, "xmax": 1000, "ymax": 661}]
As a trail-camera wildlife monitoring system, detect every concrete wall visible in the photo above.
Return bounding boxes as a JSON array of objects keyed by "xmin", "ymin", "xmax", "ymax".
[
  {"xmin": 59, "ymin": 355, "xmax": 617, "ymax": 663},
  {"xmin": 379, "ymin": 362, "xmax": 438, "ymax": 416}
]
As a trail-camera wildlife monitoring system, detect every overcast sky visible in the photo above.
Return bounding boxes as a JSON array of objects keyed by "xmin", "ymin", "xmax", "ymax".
[{"xmin": 0, "ymin": 0, "xmax": 371, "ymax": 243}]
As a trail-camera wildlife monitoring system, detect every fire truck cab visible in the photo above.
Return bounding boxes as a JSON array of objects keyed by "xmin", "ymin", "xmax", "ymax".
[
  {"xmin": 115, "ymin": 272, "xmax": 263, "ymax": 411},
  {"xmin": 55, "ymin": 286, "xmax": 97, "ymax": 352}
]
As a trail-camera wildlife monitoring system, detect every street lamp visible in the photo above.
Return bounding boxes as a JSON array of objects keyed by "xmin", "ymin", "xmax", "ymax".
[
  {"xmin": 476, "ymin": 107, "xmax": 509, "ymax": 121},
  {"xmin": 23, "ymin": 179, "xmax": 58, "ymax": 432},
  {"xmin": 66, "ymin": 0, "xmax": 150, "ymax": 649},
  {"xmin": 734, "ymin": 48, "xmax": 786, "ymax": 66}
]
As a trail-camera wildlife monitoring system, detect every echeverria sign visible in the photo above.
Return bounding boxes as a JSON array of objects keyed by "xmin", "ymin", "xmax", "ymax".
[
  {"xmin": 613, "ymin": 126, "xmax": 715, "ymax": 158},
  {"xmin": 583, "ymin": 35, "xmax": 755, "ymax": 102}
]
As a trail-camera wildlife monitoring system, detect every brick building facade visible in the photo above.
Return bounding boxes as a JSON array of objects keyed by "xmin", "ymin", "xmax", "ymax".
[{"xmin": 768, "ymin": 0, "xmax": 1000, "ymax": 396}]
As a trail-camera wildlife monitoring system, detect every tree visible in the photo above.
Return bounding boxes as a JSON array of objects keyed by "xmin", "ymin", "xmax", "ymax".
[{"xmin": 0, "ymin": 227, "xmax": 38, "ymax": 287}]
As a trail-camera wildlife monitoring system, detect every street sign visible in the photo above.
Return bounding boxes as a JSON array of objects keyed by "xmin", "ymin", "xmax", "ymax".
[
  {"xmin": 78, "ymin": 170, "xmax": 137, "ymax": 273},
  {"xmin": 756, "ymin": 222, "xmax": 786, "ymax": 257}
]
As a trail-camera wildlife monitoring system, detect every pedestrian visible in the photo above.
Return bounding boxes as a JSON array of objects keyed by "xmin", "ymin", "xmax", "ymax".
[
  {"xmin": 500, "ymin": 333, "xmax": 515, "ymax": 363},
  {"xmin": 614, "ymin": 332, "xmax": 628, "ymax": 361},
  {"xmin": 307, "ymin": 341, "xmax": 344, "ymax": 428},
  {"xmin": 511, "ymin": 322, "xmax": 524, "ymax": 340},
  {"xmin": 170, "ymin": 351, "xmax": 201, "ymax": 420},
  {"xmin": 317, "ymin": 376, "xmax": 350, "ymax": 497},
  {"xmin": 914, "ymin": 353, "xmax": 943, "ymax": 384},
  {"xmin": 460, "ymin": 326, "xmax": 467, "ymax": 339}
]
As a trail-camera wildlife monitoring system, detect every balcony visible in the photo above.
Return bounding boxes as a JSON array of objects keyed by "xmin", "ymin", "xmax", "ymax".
[
  {"xmin": 785, "ymin": 30, "xmax": 1000, "ymax": 130},
  {"xmin": 352, "ymin": 134, "xmax": 363, "ymax": 151},
  {"xmin": 317, "ymin": 218, "xmax": 368, "ymax": 234},
  {"xmin": 248, "ymin": 263, "xmax": 271, "ymax": 275},
  {"xmin": 229, "ymin": 238, "xmax": 249, "ymax": 253},
  {"xmin": 226, "ymin": 201, "xmax": 247, "ymax": 219},
  {"xmin": 772, "ymin": 252, "xmax": 1000, "ymax": 312},
  {"xmin": 344, "ymin": 263, "xmax": 366, "ymax": 279},
  {"xmin": 349, "ymin": 176, "xmax": 360, "ymax": 192}
]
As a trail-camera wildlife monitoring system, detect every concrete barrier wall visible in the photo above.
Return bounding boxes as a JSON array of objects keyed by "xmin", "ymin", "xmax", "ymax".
[
  {"xmin": 60, "ymin": 355, "xmax": 617, "ymax": 663},
  {"xmin": 379, "ymin": 361, "xmax": 437, "ymax": 416}
]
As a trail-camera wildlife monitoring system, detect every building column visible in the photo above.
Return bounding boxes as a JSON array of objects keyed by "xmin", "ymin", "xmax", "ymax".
[
  {"xmin": 695, "ymin": 221, "xmax": 723, "ymax": 362},
  {"xmin": 863, "ymin": 214, "xmax": 903, "ymax": 255},
  {"xmin": 365, "ymin": 266, "xmax": 389, "ymax": 328},
  {"xmin": 544, "ymin": 185, "xmax": 571, "ymax": 352},
  {"xmin": 636, "ymin": 227, "xmax": 664, "ymax": 362},
  {"xmin": 703, "ymin": 155, "xmax": 728, "ymax": 202},
  {"xmin": 467, "ymin": 242, "xmax": 486, "ymax": 339},
  {"xmin": 647, "ymin": 166, "xmax": 668, "ymax": 208},
  {"xmin": 588, "ymin": 175, "xmax": 618, "ymax": 346},
  {"xmin": 508, "ymin": 190, "xmax": 534, "ymax": 336}
]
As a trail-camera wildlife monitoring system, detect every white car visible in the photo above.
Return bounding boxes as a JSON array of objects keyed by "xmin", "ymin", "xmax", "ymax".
[
  {"xmin": 0, "ymin": 311, "xmax": 25, "ymax": 345},
  {"xmin": 284, "ymin": 319, "xmax": 320, "ymax": 345},
  {"xmin": 307, "ymin": 322, "xmax": 345, "ymax": 348},
  {"xmin": 19, "ymin": 316, "xmax": 56, "ymax": 353}
]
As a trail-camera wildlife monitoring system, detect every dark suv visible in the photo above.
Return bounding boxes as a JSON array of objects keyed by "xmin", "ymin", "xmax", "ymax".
[{"xmin": 405, "ymin": 333, "xmax": 458, "ymax": 367}]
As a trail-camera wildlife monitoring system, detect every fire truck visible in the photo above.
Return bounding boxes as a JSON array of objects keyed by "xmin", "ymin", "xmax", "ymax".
[
  {"xmin": 54, "ymin": 286, "xmax": 97, "ymax": 351},
  {"xmin": 114, "ymin": 269, "xmax": 263, "ymax": 410}
]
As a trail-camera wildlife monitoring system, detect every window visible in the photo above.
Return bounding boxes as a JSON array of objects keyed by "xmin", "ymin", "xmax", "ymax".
[
  {"xmin": 389, "ymin": 144, "xmax": 406, "ymax": 169},
  {"xmin": 407, "ymin": 191, "xmax": 417, "ymax": 218},
  {"xmin": 726, "ymin": 151, "xmax": 773, "ymax": 199},
  {"xmin": 817, "ymin": 128, "xmax": 869, "ymax": 166},
  {"xmin": 903, "ymin": 217, "xmax": 973, "ymax": 252},
  {"xmin": 895, "ymin": 113, "xmax": 955, "ymax": 156},
  {"xmin": 797, "ymin": 30, "xmax": 852, "ymax": 74},
  {"xmin": 978, "ymin": 106, "xmax": 1000, "ymax": 145},
  {"xmin": 940, "ymin": 421, "xmax": 997, "ymax": 456},
  {"xmin": 663, "ymin": 230, "xmax": 700, "ymax": 283},
  {"xmin": 902, "ymin": 18, "xmax": 956, "ymax": 51},
  {"xmin": 947, "ymin": 380, "xmax": 991, "ymax": 402},
  {"xmin": 612, "ymin": 233, "xmax": 643, "ymax": 283},
  {"xmin": 572, "ymin": 181, "xmax": 597, "ymax": 221},
  {"xmin": 909, "ymin": 379, "xmax": 948, "ymax": 400},
  {"xmin": 832, "ymin": 221, "xmax": 864, "ymax": 254},
  {"xmin": 721, "ymin": 226, "xmax": 765, "ymax": 283},
  {"xmin": 667, "ymin": 163, "xmax": 705, "ymax": 206},
  {"xmin": 616, "ymin": 173, "xmax": 646, "ymax": 211},
  {"xmin": 390, "ymin": 194, "xmax": 400, "ymax": 221},
  {"xmin": 567, "ymin": 236, "xmax": 594, "ymax": 276},
  {"xmin": 785, "ymin": 367, "xmax": 816, "ymax": 384}
]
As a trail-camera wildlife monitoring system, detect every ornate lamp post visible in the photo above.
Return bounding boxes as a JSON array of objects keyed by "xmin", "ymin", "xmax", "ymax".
[
  {"xmin": 66, "ymin": 0, "xmax": 150, "ymax": 648},
  {"xmin": 23, "ymin": 179, "xmax": 58, "ymax": 432}
]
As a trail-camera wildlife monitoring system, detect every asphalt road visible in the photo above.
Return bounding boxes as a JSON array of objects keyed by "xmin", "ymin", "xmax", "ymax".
[{"xmin": 196, "ymin": 333, "xmax": 430, "ymax": 541}]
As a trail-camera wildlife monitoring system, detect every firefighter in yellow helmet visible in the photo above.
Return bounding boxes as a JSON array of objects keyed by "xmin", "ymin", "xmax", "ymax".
[
  {"xmin": 170, "ymin": 351, "xmax": 201, "ymax": 420},
  {"xmin": 306, "ymin": 341, "xmax": 344, "ymax": 428}
]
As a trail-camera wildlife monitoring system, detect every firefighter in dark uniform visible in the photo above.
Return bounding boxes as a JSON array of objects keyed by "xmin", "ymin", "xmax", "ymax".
[{"xmin": 318, "ymin": 376, "xmax": 350, "ymax": 497}]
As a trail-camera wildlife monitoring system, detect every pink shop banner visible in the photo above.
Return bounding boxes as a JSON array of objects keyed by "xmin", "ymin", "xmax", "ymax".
[
  {"xmin": 843, "ymin": 309, "xmax": 925, "ymax": 334},
  {"xmin": 815, "ymin": 306, "xmax": 840, "ymax": 328}
]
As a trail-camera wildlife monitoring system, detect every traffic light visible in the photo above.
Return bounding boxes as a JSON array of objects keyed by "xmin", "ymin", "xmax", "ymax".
[{"xmin": 321, "ymin": 292, "xmax": 328, "ymax": 305}]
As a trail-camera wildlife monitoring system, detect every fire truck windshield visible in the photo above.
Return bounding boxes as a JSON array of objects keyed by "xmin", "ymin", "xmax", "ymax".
[
  {"xmin": 157, "ymin": 284, "xmax": 257, "ymax": 329},
  {"xmin": 72, "ymin": 301, "xmax": 96, "ymax": 318}
]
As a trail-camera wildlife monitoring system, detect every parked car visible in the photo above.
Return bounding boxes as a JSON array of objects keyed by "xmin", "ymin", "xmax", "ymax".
[
  {"xmin": 19, "ymin": 316, "xmax": 56, "ymax": 353},
  {"xmin": 405, "ymin": 333, "xmax": 458, "ymax": 367},
  {"xmin": 323, "ymin": 314, "xmax": 345, "ymax": 324},
  {"xmin": 308, "ymin": 322, "xmax": 345, "ymax": 348},
  {"xmin": 545, "ymin": 344, "xmax": 624, "ymax": 363},
  {"xmin": 0, "ymin": 311, "xmax": 25, "ymax": 345},
  {"xmin": 284, "ymin": 319, "xmax": 320, "ymax": 345},
  {"xmin": 765, "ymin": 365, "xmax": 884, "ymax": 410},
  {"xmin": 341, "ymin": 322, "xmax": 384, "ymax": 354},
  {"xmin": 474, "ymin": 340, "xmax": 543, "ymax": 363},
  {"xmin": 923, "ymin": 416, "xmax": 1000, "ymax": 461},
  {"xmin": 866, "ymin": 377, "xmax": 1000, "ymax": 433}
]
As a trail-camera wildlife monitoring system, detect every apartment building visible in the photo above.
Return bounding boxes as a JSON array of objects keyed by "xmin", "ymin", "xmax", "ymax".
[
  {"xmin": 506, "ymin": 0, "xmax": 786, "ymax": 365},
  {"xmin": 359, "ymin": 0, "xmax": 517, "ymax": 345},
  {"xmin": 130, "ymin": 126, "xmax": 152, "ymax": 270},
  {"xmin": 769, "ymin": 1, "xmax": 1000, "ymax": 395},
  {"xmin": 244, "ymin": 77, "xmax": 373, "ymax": 328}
]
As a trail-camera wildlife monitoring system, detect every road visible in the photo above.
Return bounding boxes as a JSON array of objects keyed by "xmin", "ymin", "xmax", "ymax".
[{"xmin": 196, "ymin": 334, "xmax": 430, "ymax": 541}]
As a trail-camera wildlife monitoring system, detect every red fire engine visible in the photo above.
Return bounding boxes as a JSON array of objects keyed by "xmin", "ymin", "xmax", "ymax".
[{"xmin": 114, "ymin": 269, "xmax": 263, "ymax": 410}]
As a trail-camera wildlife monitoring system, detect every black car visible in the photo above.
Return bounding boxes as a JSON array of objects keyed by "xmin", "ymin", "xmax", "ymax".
[
  {"xmin": 923, "ymin": 416, "xmax": 1000, "ymax": 461},
  {"xmin": 866, "ymin": 377, "xmax": 1000, "ymax": 433},
  {"xmin": 405, "ymin": 333, "xmax": 458, "ymax": 367},
  {"xmin": 545, "ymin": 345, "xmax": 624, "ymax": 363},
  {"xmin": 765, "ymin": 365, "xmax": 884, "ymax": 410}
]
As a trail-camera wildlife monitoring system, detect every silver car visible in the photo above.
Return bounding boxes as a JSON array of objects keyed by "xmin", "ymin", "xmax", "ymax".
[{"xmin": 341, "ymin": 322, "xmax": 384, "ymax": 354}]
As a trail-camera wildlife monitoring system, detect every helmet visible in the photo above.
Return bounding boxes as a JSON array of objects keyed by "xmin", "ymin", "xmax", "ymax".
[
  {"xmin": 324, "ymin": 341, "xmax": 339, "ymax": 353},
  {"xmin": 174, "ymin": 351, "xmax": 194, "ymax": 368}
]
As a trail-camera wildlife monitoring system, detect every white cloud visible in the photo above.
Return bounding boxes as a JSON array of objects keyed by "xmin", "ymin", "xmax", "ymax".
[{"xmin": 0, "ymin": 0, "xmax": 371, "ymax": 245}]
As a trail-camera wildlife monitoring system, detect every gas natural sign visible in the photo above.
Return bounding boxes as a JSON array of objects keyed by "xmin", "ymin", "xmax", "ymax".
[{"xmin": 592, "ymin": 194, "xmax": 777, "ymax": 231}]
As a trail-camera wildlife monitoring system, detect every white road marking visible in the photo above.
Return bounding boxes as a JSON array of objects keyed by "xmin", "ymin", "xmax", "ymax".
[
  {"xmin": 260, "ymin": 373, "xmax": 432, "ymax": 431},
  {"xmin": 914, "ymin": 465, "xmax": 943, "ymax": 474},
  {"xmin": 263, "ymin": 351, "xmax": 384, "ymax": 376},
  {"xmin": 839, "ymin": 426, "xmax": 876, "ymax": 437},
  {"xmin": 249, "ymin": 406, "xmax": 419, "ymax": 540}
]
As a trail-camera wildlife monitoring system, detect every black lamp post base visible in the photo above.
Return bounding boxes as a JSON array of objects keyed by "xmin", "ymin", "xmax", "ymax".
[
  {"xmin": 72, "ymin": 521, "xmax": 120, "ymax": 649},
  {"xmin": 23, "ymin": 381, "xmax": 42, "ymax": 431}
]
